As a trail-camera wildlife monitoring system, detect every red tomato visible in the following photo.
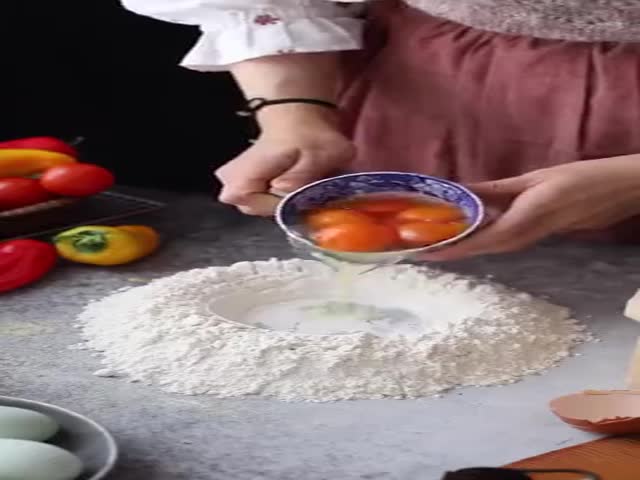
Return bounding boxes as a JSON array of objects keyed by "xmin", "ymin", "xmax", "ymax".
[
  {"xmin": 40, "ymin": 163, "xmax": 115, "ymax": 197},
  {"xmin": 313, "ymin": 223, "xmax": 400, "ymax": 252},
  {"xmin": 0, "ymin": 178, "xmax": 52, "ymax": 211},
  {"xmin": 306, "ymin": 208, "xmax": 375, "ymax": 230},
  {"xmin": 395, "ymin": 204, "xmax": 464, "ymax": 223},
  {"xmin": 396, "ymin": 221, "xmax": 467, "ymax": 247},
  {"xmin": 335, "ymin": 197, "xmax": 421, "ymax": 215}
]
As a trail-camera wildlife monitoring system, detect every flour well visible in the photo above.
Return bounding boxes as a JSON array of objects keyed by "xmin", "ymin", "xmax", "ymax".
[{"xmin": 76, "ymin": 259, "xmax": 589, "ymax": 402}]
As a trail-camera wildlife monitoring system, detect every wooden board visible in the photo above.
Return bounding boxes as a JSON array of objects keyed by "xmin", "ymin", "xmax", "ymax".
[{"xmin": 506, "ymin": 436, "xmax": 640, "ymax": 479}]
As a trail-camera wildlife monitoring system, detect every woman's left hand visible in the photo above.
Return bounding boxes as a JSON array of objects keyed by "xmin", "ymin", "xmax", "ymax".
[{"xmin": 422, "ymin": 155, "xmax": 640, "ymax": 261}]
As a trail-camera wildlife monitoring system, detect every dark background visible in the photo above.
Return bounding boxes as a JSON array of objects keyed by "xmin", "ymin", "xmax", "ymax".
[{"xmin": 1, "ymin": 0, "xmax": 249, "ymax": 192}]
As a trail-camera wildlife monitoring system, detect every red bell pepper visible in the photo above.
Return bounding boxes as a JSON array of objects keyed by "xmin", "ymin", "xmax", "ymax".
[
  {"xmin": 0, "ymin": 136, "xmax": 78, "ymax": 158},
  {"xmin": 0, "ymin": 239, "xmax": 57, "ymax": 293}
]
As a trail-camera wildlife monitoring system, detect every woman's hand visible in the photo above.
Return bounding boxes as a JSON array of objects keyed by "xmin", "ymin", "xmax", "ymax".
[
  {"xmin": 217, "ymin": 52, "xmax": 353, "ymax": 216},
  {"xmin": 422, "ymin": 156, "xmax": 640, "ymax": 261},
  {"xmin": 216, "ymin": 110, "xmax": 355, "ymax": 215}
]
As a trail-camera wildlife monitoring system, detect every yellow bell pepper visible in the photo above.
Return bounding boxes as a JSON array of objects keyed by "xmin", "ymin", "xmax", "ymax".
[
  {"xmin": 117, "ymin": 225, "xmax": 160, "ymax": 257},
  {"xmin": 53, "ymin": 225, "xmax": 159, "ymax": 266},
  {"xmin": 0, "ymin": 149, "xmax": 76, "ymax": 177}
]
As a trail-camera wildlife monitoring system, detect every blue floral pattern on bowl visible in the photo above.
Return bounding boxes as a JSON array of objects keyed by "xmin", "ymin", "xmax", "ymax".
[{"xmin": 275, "ymin": 172, "xmax": 485, "ymax": 263}]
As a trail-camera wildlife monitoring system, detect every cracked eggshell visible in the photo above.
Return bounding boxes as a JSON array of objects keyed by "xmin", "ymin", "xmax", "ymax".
[{"xmin": 550, "ymin": 391, "xmax": 640, "ymax": 435}]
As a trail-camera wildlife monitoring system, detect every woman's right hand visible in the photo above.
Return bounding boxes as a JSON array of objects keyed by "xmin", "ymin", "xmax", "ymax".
[
  {"xmin": 216, "ymin": 105, "xmax": 355, "ymax": 216},
  {"xmin": 217, "ymin": 52, "xmax": 353, "ymax": 215}
]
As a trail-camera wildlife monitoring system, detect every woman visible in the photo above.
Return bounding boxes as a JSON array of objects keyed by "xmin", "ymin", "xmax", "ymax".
[{"xmin": 121, "ymin": 0, "xmax": 640, "ymax": 260}]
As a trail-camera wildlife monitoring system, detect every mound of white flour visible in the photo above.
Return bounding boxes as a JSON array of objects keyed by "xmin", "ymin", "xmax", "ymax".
[{"xmin": 75, "ymin": 259, "xmax": 588, "ymax": 402}]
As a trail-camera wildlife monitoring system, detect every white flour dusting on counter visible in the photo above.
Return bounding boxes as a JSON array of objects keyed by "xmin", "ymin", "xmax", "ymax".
[{"xmin": 74, "ymin": 259, "xmax": 589, "ymax": 402}]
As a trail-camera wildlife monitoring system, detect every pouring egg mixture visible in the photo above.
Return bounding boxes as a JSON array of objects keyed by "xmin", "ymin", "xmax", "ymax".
[{"xmin": 302, "ymin": 193, "xmax": 468, "ymax": 253}]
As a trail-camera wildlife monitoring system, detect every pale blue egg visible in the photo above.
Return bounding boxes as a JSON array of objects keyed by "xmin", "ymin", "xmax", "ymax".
[
  {"xmin": 0, "ymin": 406, "xmax": 59, "ymax": 441},
  {"xmin": 0, "ymin": 439, "xmax": 82, "ymax": 480}
]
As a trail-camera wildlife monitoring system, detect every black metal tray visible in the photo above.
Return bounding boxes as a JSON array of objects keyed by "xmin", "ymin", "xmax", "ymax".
[{"xmin": 0, "ymin": 191, "xmax": 165, "ymax": 240}]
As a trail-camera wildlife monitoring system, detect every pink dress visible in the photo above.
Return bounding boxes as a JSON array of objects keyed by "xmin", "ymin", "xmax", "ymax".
[{"xmin": 341, "ymin": 1, "xmax": 640, "ymax": 241}]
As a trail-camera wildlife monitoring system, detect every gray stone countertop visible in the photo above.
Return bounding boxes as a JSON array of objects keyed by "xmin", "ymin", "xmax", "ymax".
[{"xmin": 2, "ymin": 190, "xmax": 640, "ymax": 480}]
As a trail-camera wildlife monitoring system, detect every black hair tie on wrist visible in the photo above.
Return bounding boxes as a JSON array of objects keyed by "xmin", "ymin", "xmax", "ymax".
[{"xmin": 237, "ymin": 97, "xmax": 338, "ymax": 117}]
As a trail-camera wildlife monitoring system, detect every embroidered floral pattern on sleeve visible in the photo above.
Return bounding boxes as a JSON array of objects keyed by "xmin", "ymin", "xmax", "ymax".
[{"xmin": 253, "ymin": 14, "xmax": 281, "ymax": 26}]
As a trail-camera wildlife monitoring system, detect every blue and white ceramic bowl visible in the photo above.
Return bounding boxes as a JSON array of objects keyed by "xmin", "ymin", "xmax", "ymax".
[{"xmin": 275, "ymin": 172, "xmax": 485, "ymax": 265}]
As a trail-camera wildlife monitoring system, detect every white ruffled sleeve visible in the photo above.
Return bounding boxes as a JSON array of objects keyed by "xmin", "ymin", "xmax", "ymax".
[{"xmin": 121, "ymin": 0, "xmax": 365, "ymax": 71}]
